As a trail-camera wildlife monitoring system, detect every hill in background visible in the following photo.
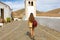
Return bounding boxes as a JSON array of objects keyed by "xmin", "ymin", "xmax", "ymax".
[
  {"xmin": 38, "ymin": 8, "xmax": 60, "ymax": 17},
  {"xmin": 12, "ymin": 8, "xmax": 60, "ymax": 19}
]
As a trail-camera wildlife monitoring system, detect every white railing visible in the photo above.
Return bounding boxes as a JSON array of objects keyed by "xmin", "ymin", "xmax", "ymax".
[{"xmin": 36, "ymin": 16, "xmax": 60, "ymax": 19}]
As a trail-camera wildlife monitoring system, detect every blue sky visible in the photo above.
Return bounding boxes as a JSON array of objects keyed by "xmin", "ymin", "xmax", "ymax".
[{"xmin": 0, "ymin": 0, "xmax": 60, "ymax": 12}]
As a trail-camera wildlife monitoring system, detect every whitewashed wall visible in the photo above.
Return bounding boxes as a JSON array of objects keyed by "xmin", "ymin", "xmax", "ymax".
[
  {"xmin": 4, "ymin": 6, "xmax": 11, "ymax": 21},
  {"xmin": 0, "ymin": 3, "xmax": 11, "ymax": 21}
]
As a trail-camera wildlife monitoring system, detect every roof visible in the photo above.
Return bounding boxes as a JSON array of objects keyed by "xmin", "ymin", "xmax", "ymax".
[{"xmin": 0, "ymin": 1, "xmax": 11, "ymax": 9}]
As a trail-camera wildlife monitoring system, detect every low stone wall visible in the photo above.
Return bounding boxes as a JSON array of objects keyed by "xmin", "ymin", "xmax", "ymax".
[{"xmin": 36, "ymin": 16, "xmax": 60, "ymax": 32}]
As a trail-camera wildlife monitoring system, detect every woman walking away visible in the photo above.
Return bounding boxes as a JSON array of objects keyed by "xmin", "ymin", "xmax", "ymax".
[{"xmin": 28, "ymin": 13, "xmax": 37, "ymax": 40}]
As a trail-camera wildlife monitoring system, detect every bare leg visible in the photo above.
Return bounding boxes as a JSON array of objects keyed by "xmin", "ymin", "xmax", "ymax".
[
  {"xmin": 30, "ymin": 27, "xmax": 32, "ymax": 37},
  {"xmin": 32, "ymin": 28, "xmax": 34, "ymax": 37},
  {"xmin": 30, "ymin": 27, "xmax": 34, "ymax": 38}
]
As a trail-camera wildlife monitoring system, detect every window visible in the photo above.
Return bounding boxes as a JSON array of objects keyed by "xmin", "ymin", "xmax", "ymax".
[
  {"xmin": 31, "ymin": 1, "xmax": 33, "ymax": 6},
  {"xmin": 28, "ymin": 1, "xmax": 33, "ymax": 6},
  {"xmin": 28, "ymin": 1, "xmax": 30, "ymax": 5}
]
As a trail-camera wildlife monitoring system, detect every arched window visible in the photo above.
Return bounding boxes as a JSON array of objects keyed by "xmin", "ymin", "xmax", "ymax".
[
  {"xmin": 31, "ymin": 1, "xmax": 33, "ymax": 6},
  {"xmin": 28, "ymin": 1, "xmax": 30, "ymax": 5}
]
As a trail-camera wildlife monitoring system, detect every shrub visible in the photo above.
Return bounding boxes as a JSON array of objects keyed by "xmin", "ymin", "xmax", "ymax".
[{"xmin": 6, "ymin": 17, "xmax": 11, "ymax": 22}]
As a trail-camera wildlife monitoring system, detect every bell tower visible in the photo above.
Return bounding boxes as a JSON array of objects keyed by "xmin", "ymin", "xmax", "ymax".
[{"xmin": 25, "ymin": 0, "xmax": 36, "ymax": 20}]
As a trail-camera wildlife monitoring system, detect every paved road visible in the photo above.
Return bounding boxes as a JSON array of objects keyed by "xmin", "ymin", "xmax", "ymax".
[{"xmin": 0, "ymin": 20, "xmax": 60, "ymax": 40}]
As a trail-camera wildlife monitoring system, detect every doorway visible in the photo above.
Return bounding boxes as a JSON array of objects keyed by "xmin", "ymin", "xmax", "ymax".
[
  {"xmin": 1, "ymin": 8, "xmax": 4, "ymax": 19},
  {"xmin": 1, "ymin": 8, "xmax": 4, "ymax": 23}
]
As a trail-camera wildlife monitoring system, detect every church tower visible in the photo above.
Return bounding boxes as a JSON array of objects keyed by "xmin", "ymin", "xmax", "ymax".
[{"xmin": 25, "ymin": 0, "xmax": 36, "ymax": 20}]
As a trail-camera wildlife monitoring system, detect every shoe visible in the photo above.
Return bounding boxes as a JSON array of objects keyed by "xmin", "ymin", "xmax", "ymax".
[
  {"xmin": 26, "ymin": 32, "xmax": 31, "ymax": 38},
  {"xmin": 26, "ymin": 32, "xmax": 29, "ymax": 35}
]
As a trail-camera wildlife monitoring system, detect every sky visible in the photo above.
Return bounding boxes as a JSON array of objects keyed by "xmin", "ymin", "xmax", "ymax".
[{"xmin": 0, "ymin": 0, "xmax": 60, "ymax": 12}]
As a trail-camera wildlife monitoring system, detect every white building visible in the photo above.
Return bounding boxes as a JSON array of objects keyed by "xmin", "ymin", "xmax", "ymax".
[
  {"xmin": 0, "ymin": 2, "xmax": 12, "ymax": 22},
  {"xmin": 25, "ymin": 0, "xmax": 36, "ymax": 20}
]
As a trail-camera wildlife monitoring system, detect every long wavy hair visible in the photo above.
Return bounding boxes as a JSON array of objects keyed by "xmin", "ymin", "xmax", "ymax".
[{"xmin": 29, "ymin": 13, "xmax": 35, "ymax": 23}]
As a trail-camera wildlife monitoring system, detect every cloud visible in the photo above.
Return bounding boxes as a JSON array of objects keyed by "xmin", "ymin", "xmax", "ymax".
[
  {"xmin": 37, "ymin": 0, "xmax": 60, "ymax": 11},
  {"xmin": 3, "ymin": 2, "xmax": 13, "ymax": 8},
  {"xmin": 37, "ymin": 0, "xmax": 60, "ymax": 4},
  {"xmin": 2, "ymin": 0, "xmax": 60, "ymax": 11},
  {"xmin": 12, "ymin": 1, "xmax": 24, "ymax": 11},
  {"xmin": 3, "ymin": 1, "xmax": 24, "ymax": 11}
]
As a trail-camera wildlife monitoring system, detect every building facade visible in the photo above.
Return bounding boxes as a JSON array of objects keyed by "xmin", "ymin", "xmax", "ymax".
[
  {"xmin": 25, "ymin": 0, "xmax": 36, "ymax": 20},
  {"xmin": 0, "ymin": 2, "xmax": 12, "ymax": 22}
]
